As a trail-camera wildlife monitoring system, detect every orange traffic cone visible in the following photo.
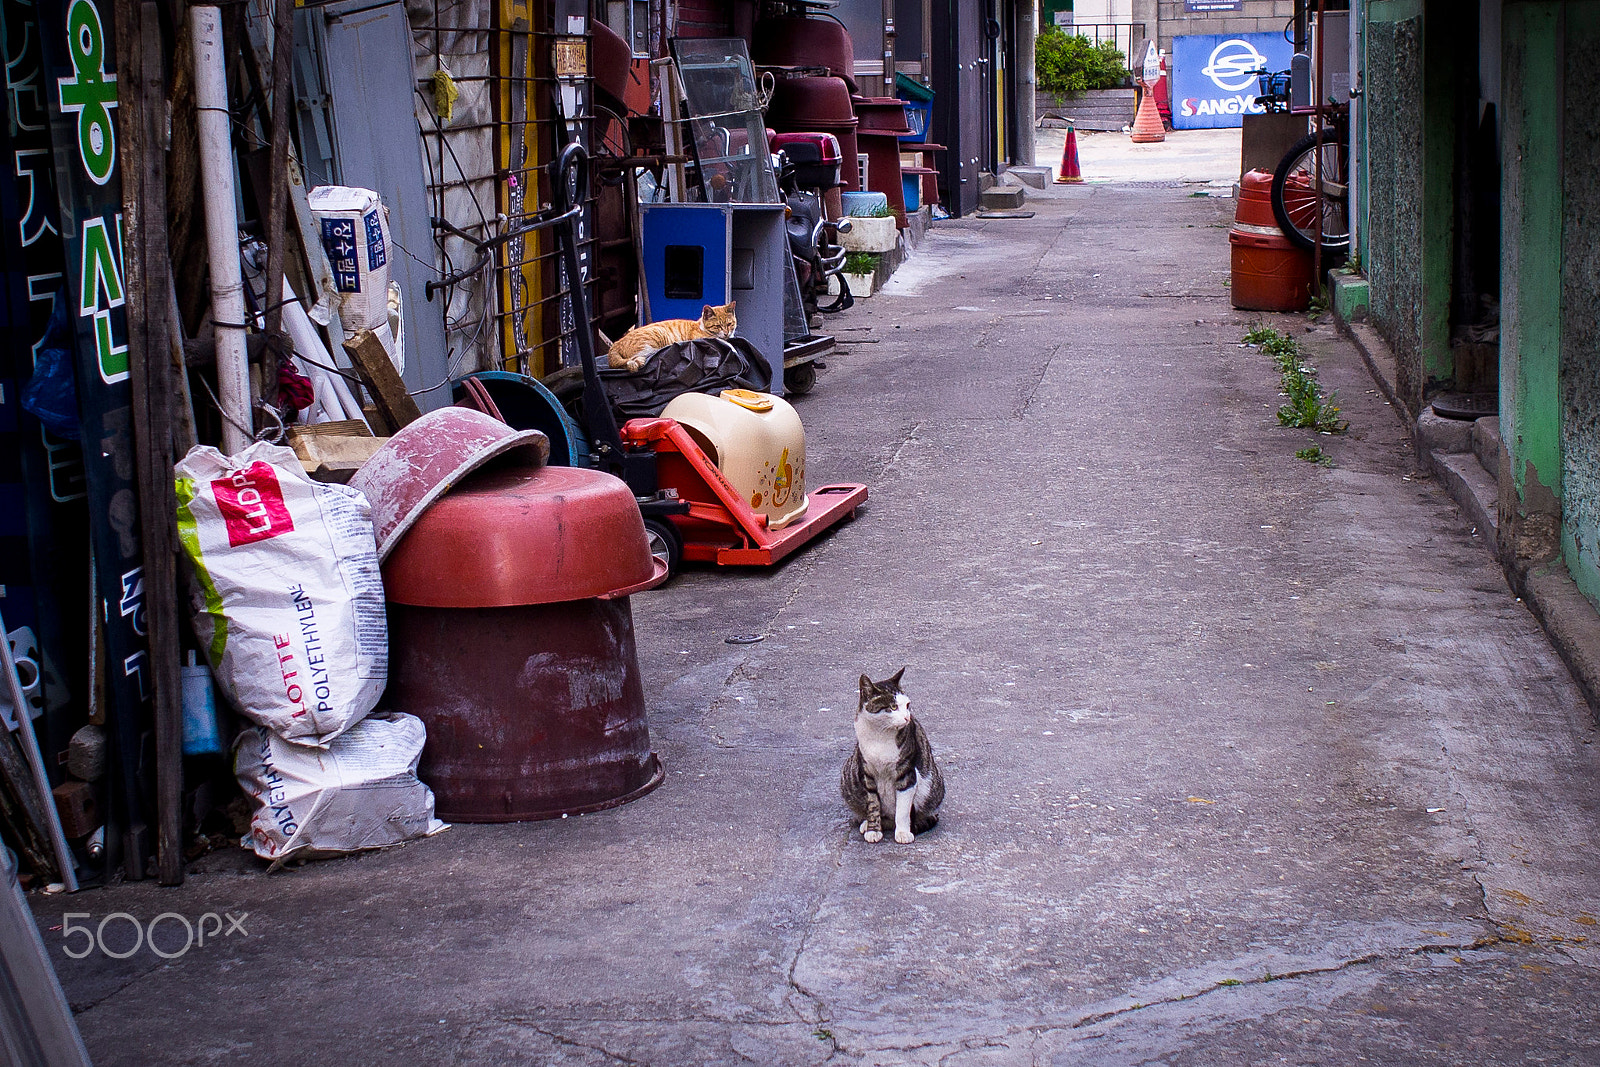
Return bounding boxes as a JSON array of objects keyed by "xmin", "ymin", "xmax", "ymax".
[
  {"xmin": 1130, "ymin": 87, "xmax": 1166, "ymax": 143},
  {"xmin": 1055, "ymin": 123, "xmax": 1084, "ymax": 183}
]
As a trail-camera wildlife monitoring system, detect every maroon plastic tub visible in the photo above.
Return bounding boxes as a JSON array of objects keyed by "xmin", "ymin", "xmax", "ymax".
[
  {"xmin": 767, "ymin": 75, "xmax": 856, "ymax": 125},
  {"xmin": 851, "ymin": 96, "xmax": 913, "ymax": 136},
  {"xmin": 752, "ymin": 17, "xmax": 856, "ymax": 91},
  {"xmin": 768, "ymin": 77, "xmax": 861, "ymax": 190},
  {"xmin": 382, "ymin": 464, "xmax": 666, "ymax": 822},
  {"xmin": 857, "ymin": 131, "xmax": 908, "ymax": 223}
]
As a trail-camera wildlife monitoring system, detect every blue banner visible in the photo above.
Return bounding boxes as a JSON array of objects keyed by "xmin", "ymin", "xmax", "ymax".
[{"xmin": 1170, "ymin": 32, "xmax": 1294, "ymax": 130}]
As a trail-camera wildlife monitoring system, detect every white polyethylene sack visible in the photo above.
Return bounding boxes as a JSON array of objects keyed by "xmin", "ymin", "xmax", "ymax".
[
  {"xmin": 235, "ymin": 714, "xmax": 445, "ymax": 862},
  {"xmin": 307, "ymin": 185, "xmax": 402, "ymax": 371},
  {"xmin": 175, "ymin": 441, "xmax": 387, "ymax": 747}
]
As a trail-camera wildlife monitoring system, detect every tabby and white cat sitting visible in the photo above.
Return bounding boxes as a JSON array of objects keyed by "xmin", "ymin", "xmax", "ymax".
[
  {"xmin": 605, "ymin": 301, "xmax": 737, "ymax": 372},
  {"xmin": 840, "ymin": 669, "xmax": 945, "ymax": 843}
]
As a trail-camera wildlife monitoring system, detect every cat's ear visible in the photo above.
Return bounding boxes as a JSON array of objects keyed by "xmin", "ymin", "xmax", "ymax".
[
  {"xmin": 888, "ymin": 666, "xmax": 906, "ymax": 689},
  {"xmin": 859, "ymin": 674, "xmax": 875, "ymax": 702},
  {"xmin": 701, "ymin": 304, "xmax": 714, "ymax": 317},
  {"xmin": 726, "ymin": 299, "xmax": 737, "ymax": 310}
]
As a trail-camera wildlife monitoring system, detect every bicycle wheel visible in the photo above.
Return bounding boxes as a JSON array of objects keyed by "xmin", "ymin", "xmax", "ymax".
[{"xmin": 1270, "ymin": 129, "xmax": 1350, "ymax": 254}]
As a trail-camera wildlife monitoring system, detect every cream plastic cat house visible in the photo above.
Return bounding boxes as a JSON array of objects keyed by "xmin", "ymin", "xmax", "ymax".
[{"xmin": 659, "ymin": 389, "xmax": 809, "ymax": 530}]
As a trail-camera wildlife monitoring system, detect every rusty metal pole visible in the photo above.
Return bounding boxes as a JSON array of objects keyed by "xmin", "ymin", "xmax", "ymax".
[{"xmin": 1313, "ymin": 0, "xmax": 1326, "ymax": 299}]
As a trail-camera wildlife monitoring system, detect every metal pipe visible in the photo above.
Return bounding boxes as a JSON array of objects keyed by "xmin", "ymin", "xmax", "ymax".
[
  {"xmin": 0, "ymin": 608, "xmax": 77, "ymax": 892},
  {"xmin": 1313, "ymin": 0, "xmax": 1325, "ymax": 294},
  {"xmin": 191, "ymin": 6, "xmax": 253, "ymax": 454},
  {"xmin": 882, "ymin": 0, "xmax": 896, "ymax": 96},
  {"xmin": 273, "ymin": 277, "xmax": 372, "ymax": 428},
  {"xmin": 1013, "ymin": 0, "xmax": 1036, "ymax": 169}
]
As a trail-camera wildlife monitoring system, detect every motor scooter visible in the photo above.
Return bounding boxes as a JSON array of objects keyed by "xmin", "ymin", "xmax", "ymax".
[{"xmin": 774, "ymin": 133, "xmax": 853, "ymax": 319}]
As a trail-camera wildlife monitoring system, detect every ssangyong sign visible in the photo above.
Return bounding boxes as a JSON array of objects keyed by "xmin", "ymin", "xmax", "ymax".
[{"xmin": 1170, "ymin": 33, "xmax": 1294, "ymax": 130}]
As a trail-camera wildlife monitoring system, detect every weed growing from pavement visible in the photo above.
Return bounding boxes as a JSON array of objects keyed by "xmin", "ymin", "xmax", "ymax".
[
  {"xmin": 1296, "ymin": 445, "xmax": 1334, "ymax": 466},
  {"xmin": 1243, "ymin": 325, "xmax": 1348, "ymax": 434}
]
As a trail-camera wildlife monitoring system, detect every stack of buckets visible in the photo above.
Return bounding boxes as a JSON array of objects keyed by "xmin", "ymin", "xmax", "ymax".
[{"xmin": 1230, "ymin": 170, "xmax": 1312, "ymax": 311}]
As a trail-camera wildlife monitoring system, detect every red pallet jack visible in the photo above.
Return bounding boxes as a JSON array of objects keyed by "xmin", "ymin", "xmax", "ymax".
[
  {"xmin": 546, "ymin": 144, "xmax": 868, "ymax": 575},
  {"xmin": 620, "ymin": 417, "xmax": 867, "ymax": 569}
]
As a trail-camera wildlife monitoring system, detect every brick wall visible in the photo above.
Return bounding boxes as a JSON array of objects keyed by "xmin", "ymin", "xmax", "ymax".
[{"xmin": 1155, "ymin": 1, "xmax": 1297, "ymax": 51}]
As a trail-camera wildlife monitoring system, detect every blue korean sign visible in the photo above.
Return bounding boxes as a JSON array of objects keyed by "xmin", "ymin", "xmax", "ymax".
[{"xmin": 1170, "ymin": 32, "xmax": 1294, "ymax": 129}]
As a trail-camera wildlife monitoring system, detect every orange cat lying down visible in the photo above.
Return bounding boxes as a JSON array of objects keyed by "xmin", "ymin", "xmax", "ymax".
[{"xmin": 605, "ymin": 301, "xmax": 737, "ymax": 372}]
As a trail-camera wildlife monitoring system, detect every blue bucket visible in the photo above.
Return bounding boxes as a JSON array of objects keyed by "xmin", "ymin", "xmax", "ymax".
[{"xmin": 902, "ymin": 175, "xmax": 921, "ymax": 212}]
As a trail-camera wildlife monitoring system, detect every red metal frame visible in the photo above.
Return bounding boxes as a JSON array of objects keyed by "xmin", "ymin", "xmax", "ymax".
[{"xmin": 621, "ymin": 417, "xmax": 868, "ymax": 567}]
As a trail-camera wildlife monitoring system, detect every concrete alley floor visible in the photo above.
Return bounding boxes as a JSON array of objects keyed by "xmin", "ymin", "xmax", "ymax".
[{"xmin": 34, "ymin": 185, "xmax": 1600, "ymax": 1066}]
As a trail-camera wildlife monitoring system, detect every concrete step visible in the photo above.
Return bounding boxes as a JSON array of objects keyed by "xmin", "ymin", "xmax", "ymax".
[
  {"xmin": 1434, "ymin": 450, "xmax": 1499, "ymax": 553},
  {"xmin": 1001, "ymin": 166, "xmax": 1052, "ymax": 190},
  {"xmin": 1473, "ymin": 415, "xmax": 1502, "ymax": 478},
  {"xmin": 978, "ymin": 185, "xmax": 1026, "ymax": 211}
]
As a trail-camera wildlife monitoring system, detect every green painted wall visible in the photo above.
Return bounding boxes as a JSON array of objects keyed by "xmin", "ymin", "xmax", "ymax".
[
  {"xmin": 1560, "ymin": 3, "xmax": 1600, "ymax": 606},
  {"xmin": 1500, "ymin": 3, "xmax": 1563, "ymax": 534},
  {"xmin": 1362, "ymin": 0, "xmax": 1459, "ymax": 414}
]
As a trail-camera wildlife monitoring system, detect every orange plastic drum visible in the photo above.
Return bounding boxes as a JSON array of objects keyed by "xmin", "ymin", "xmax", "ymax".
[{"xmin": 1230, "ymin": 170, "xmax": 1311, "ymax": 312}]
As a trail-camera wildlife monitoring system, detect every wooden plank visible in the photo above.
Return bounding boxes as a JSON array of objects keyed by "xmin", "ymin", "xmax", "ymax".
[
  {"xmin": 260, "ymin": 0, "xmax": 295, "ymax": 348},
  {"xmin": 0, "ymin": 775, "xmax": 55, "ymax": 883},
  {"xmin": 287, "ymin": 419, "xmax": 374, "ymax": 441},
  {"xmin": 343, "ymin": 329, "xmax": 422, "ymax": 430},
  {"xmin": 0, "ymin": 733, "xmax": 57, "ymax": 882},
  {"xmin": 287, "ymin": 423, "xmax": 385, "ymax": 483},
  {"xmin": 120, "ymin": 0, "xmax": 185, "ymax": 886}
]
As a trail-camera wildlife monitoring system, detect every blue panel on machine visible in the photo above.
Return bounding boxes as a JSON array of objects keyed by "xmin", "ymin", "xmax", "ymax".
[{"xmin": 640, "ymin": 204, "xmax": 730, "ymax": 321}]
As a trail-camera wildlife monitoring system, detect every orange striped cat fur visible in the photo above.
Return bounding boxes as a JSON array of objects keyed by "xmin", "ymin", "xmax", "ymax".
[{"xmin": 606, "ymin": 301, "xmax": 737, "ymax": 372}]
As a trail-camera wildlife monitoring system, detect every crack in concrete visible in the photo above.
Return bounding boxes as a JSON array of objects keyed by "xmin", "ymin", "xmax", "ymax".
[
  {"xmin": 783, "ymin": 853, "xmax": 845, "ymax": 1063},
  {"xmin": 1066, "ymin": 936, "xmax": 1501, "ymax": 1032},
  {"xmin": 501, "ymin": 1015, "xmax": 819, "ymax": 1026},
  {"xmin": 69, "ymin": 966, "xmax": 165, "ymax": 1015},
  {"xmin": 936, "ymin": 1036, "xmax": 1016, "ymax": 1066},
  {"xmin": 883, "ymin": 421, "xmax": 925, "ymax": 474},
  {"xmin": 520, "ymin": 1025, "xmax": 643, "ymax": 1064},
  {"xmin": 803, "ymin": 938, "xmax": 1528, "ymax": 1064},
  {"xmin": 1431, "ymin": 714, "xmax": 1596, "ymax": 957},
  {"xmin": 1013, "ymin": 345, "xmax": 1060, "ymax": 420}
]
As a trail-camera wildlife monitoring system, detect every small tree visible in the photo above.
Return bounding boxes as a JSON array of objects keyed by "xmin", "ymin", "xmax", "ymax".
[{"xmin": 1035, "ymin": 30, "xmax": 1129, "ymax": 97}]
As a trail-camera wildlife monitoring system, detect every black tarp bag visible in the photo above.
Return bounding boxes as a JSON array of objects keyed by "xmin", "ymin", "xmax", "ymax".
[{"xmin": 598, "ymin": 336, "xmax": 773, "ymax": 420}]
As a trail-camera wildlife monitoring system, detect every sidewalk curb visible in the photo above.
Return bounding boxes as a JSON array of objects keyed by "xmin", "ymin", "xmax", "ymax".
[
  {"xmin": 1518, "ymin": 562, "xmax": 1600, "ymax": 716},
  {"xmin": 1337, "ymin": 301, "xmax": 1600, "ymax": 721}
]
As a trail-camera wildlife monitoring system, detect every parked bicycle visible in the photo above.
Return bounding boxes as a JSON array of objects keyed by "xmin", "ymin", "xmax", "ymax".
[{"xmin": 1269, "ymin": 102, "xmax": 1350, "ymax": 256}]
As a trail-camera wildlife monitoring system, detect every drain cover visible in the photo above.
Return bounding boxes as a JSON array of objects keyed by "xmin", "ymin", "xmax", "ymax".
[{"xmin": 1430, "ymin": 393, "xmax": 1498, "ymax": 421}]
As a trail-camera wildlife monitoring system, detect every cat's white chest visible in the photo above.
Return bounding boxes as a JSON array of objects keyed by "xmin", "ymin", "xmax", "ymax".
[{"xmin": 855, "ymin": 729, "xmax": 899, "ymax": 774}]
